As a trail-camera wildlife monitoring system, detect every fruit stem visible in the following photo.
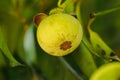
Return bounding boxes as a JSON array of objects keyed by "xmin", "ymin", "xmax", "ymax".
[
  {"xmin": 75, "ymin": 0, "xmax": 100, "ymax": 57},
  {"xmin": 93, "ymin": 6, "xmax": 120, "ymax": 17},
  {"xmin": 75, "ymin": 0, "xmax": 82, "ymax": 24},
  {"xmin": 58, "ymin": 57, "xmax": 84, "ymax": 80},
  {"xmin": 58, "ymin": 0, "xmax": 66, "ymax": 9},
  {"xmin": 58, "ymin": 0, "xmax": 62, "ymax": 7}
]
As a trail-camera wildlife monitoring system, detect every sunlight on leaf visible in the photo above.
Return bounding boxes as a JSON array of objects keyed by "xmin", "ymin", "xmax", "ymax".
[{"xmin": 23, "ymin": 24, "xmax": 37, "ymax": 64}]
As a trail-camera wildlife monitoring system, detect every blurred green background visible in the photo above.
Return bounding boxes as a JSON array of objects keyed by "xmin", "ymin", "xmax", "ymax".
[{"xmin": 0, "ymin": 0, "xmax": 120, "ymax": 80}]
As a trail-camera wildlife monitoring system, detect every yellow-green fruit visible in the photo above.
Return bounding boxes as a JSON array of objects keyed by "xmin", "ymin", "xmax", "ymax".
[
  {"xmin": 90, "ymin": 62, "xmax": 120, "ymax": 80},
  {"xmin": 37, "ymin": 13, "xmax": 83, "ymax": 56}
]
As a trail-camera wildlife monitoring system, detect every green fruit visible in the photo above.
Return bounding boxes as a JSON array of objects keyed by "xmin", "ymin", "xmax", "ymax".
[
  {"xmin": 90, "ymin": 62, "xmax": 120, "ymax": 80},
  {"xmin": 37, "ymin": 13, "xmax": 83, "ymax": 56}
]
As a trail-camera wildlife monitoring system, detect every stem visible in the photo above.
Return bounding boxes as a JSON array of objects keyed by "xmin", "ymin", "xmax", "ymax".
[
  {"xmin": 57, "ymin": 0, "xmax": 66, "ymax": 9},
  {"xmin": 75, "ymin": 0, "xmax": 100, "ymax": 58},
  {"xmin": 81, "ymin": 35, "xmax": 100, "ymax": 57},
  {"xmin": 75, "ymin": 0, "xmax": 82, "ymax": 24},
  {"xmin": 58, "ymin": 0, "xmax": 62, "ymax": 7},
  {"xmin": 111, "ymin": 56, "xmax": 120, "ymax": 62},
  {"xmin": 58, "ymin": 57, "xmax": 84, "ymax": 80},
  {"xmin": 94, "ymin": 6, "xmax": 120, "ymax": 17}
]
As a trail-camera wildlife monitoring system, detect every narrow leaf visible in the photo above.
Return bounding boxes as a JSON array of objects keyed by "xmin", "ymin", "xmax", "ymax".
[
  {"xmin": 73, "ymin": 43, "xmax": 97, "ymax": 78},
  {"xmin": 87, "ymin": 18, "xmax": 119, "ymax": 61},
  {"xmin": 0, "ymin": 28, "xmax": 21, "ymax": 67}
]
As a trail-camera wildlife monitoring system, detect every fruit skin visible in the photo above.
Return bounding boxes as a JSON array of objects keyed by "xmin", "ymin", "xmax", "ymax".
[
  {"xmin": 90, "ymin": 62, "xmax": 120, "ymax": 80},
  {"xmin": 37, "ymin": 13, "xmax": 83, "ymax": 56}
]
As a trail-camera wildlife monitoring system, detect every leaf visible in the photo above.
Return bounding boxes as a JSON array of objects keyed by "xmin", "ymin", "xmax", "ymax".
[
  {"xmin": 73, "ymin": 43, "xmax": 97, "ymax": 78},
  {"xmin": 0, "ymin": 0, "xmax": 11, "ymax": 12},
  {"xmin": 58, "ymin": 57, "xmax": 84, "ymax": 80},
  {"xmin": 0, "ymin": 28, "xmax": 21, "ymax": 67},
  {"xmin": 0, "ymin": 51, "xmax": 6, "ymax": 67},
  {"xmin": 0, "ymin": 11, "xmax": 22, "ymax": 53},
  {"xmin": 0, "ymin": 27, "xmax": 34, "ymax": 80},
  {"xmin": 87, "ymin": 18, "xmax": 118, "ymax": 60}
]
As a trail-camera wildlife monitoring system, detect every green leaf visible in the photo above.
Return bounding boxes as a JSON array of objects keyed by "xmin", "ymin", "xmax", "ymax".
[
  {"xmin": 0, "ymin": 0, "xmax": 11, "ymax": 12},
  {"xmin": 0, "ymin": 28, "xmax": 34, "ymax": 80},
  {"xmin": 89, "ymin": 29, "xmax": 113, "ymax": 57},
  {"xmin": 0, "ymin": 28, "xmax": 21, "ymax": 67},
  {"xmin": 58, "ymin": 56, "xmax": 84, "ymax": 80},
  {"xmin": 0, "ymin": 12, "xmax": 22, "ymax": 53},
  {"xmin": 0, "ymin": 51, "xmax": 6, "ymax": 67},
  {"xmin": 87, "ymin": 18, "xmax": 118, "ymax": 61},
  {"xmin": 73, "ymin": 43, "xmax": 97, "ymax": 78}
]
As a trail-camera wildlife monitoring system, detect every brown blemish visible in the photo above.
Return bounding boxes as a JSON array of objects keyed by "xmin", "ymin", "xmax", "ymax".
[
  {"xmin": 90, "ymin": 12, "xmax": 95, "ymax": 18},
  {"xmin": 110, "ymin": 52, "xmax": 116, "ymax": 56},
  {"xmin": 101, "ymin": 50, "xmax": 106, "ymax": 56},
  {"xmin": 60, "ymin": 41, "xmax": 72, "ymax": 50}
]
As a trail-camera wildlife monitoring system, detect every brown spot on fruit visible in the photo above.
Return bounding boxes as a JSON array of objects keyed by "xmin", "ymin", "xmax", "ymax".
[{"xmin": 60, "ymin": 41, "xmax": 72, "ymax": 50}]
